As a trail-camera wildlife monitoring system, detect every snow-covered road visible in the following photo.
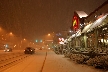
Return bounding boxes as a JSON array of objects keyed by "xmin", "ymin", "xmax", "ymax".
[
  {"xmin": 3, "ymin": 50, "xmax": 106, "ymax": 72},
  {"xmin": 3, "ymin": 50, "xmax": 46, "ymax": 72}
]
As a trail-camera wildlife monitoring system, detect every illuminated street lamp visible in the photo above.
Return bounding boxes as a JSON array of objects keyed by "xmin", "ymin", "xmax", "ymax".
[
  {"xmin": 20, "ymin": 38, "xmax": 27, "ymax": 49},
  {"xmin": 10, "ymin": 32, "xmax": 13, "ymax": 35},
  {"xmin": 48, "ymin": 33, "xmax": 51, "ymax": 36},
  {"xmin": 9, "ymin": 32, "xmax": 14, "ymax": 40},
  {"xmin": 7, "ymin": 32, "xmax": 14, "ymax": 49},
  {"xmin": 23, "ymin": 38, "xmax": 26, "ymax": 41},
  {"xmin": 0, "ymin": 27, "xmax": 6, "ymax": 34}
]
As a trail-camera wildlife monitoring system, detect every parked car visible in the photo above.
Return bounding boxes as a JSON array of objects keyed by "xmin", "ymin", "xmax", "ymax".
[
  {"xmin": 4, "ymin": 48, "xmax": 12, "ymax": 52},
  {"xmin": 24, "ymin": 47, "xmax": 35, "ymax": 54}
]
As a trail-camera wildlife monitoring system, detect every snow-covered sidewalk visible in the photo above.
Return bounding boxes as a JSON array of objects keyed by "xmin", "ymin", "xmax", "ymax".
[{"xmin": 43, "ymin": 50, "xmax": 104, "ymax": 72}]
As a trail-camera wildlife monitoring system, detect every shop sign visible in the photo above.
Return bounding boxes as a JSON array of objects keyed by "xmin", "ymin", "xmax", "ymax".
[{"xmin": 72, "ymin": 15, "xmax": 79, "ymax": 31}]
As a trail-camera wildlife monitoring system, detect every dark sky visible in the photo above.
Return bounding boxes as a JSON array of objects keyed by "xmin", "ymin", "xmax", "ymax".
[{"xmin": 0, "ymin": 0, "xmax": 107, "ymax": 41}]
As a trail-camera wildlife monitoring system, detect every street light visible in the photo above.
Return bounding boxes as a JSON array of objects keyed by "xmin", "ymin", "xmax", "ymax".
[
  {"xmin": 7, "ymin": 32, "xmax": 14, "ymax": 49},
  {"xmin": 23, "ymin": 38, "xmax": 26, "ymax": 41},
  {"xmin": 20, "ymin": 38, "xmax": 28, "ymax": 49},
  {"xmin": 10, "ymin": 32, "xmax": 13, "ymax": 35},
  {"xmin": 48, "ymin": 33, "xmax": 51, "ymax": 36}
]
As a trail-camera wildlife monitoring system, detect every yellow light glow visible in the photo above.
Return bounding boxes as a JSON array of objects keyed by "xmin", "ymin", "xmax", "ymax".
[
  {"xmin": 24, "ymin": 38, "xmax": 26, "ymax": 40},
  {"xmin": 48, "ymin": 34, "xmax": 50, "ymax": 36},
  {"xmin": 10, "ymin": 32, "xmax": 13, "ymax": 35}
]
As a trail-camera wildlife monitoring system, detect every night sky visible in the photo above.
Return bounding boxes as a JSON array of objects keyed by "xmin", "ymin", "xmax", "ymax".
[{"xmin": 0, "ymin": 0, "xmax": 107, "ymax": 41}]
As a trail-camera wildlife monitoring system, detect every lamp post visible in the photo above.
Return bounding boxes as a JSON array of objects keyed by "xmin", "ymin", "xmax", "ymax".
[
  {"xmin": 47, "ymin": 33, "xmax": 54, "ymax": 49},
  {"xmin": 9, "ymin": 32, "xmax": 13, "ymax": 48},
  {"xmin": 21, "ymin": 38, "xmax": 26, "ymax": 49}
]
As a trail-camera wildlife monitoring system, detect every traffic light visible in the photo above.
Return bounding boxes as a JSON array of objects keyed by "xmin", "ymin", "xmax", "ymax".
[
  {"xmin": 35, "ymin": 39, "xmax": 42, "ymax": 42},
  {"xmin": 40, "ymin": 40, "xmax": 42, "ymax": 42},
  {"xmin": 36, "ymin": 40, "xmax": 38, "ymax": 42}
]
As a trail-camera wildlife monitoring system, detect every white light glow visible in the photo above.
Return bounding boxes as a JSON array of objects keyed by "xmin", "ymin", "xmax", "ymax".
[
  {"xmin": 90, "ymin": 14, "xmax": 108, "ymax": 29},
  {"xmin": 82, "ymin": 24, "xmax": 92, "ymax": 33}
]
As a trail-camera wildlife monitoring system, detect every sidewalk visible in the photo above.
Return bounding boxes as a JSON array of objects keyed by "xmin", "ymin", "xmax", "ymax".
[{"xmin": 43, "ymin": 50, "xmax": 104, "ymax": 72}]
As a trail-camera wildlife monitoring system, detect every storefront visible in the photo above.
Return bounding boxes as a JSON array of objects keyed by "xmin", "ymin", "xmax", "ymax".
[
  {"xmin": 83, "ymin": 13, "xmax": 108, "ymax": 49},
  {"xmin": 71, "ymin": 11, "xmax": 88, "ymax": 48},
  {"xmin": 81, "ymin": 0, "xmax": 108, "ymax": 49}
]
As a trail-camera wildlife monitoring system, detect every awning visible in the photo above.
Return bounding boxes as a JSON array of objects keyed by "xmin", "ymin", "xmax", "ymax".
[
  {"xmin": 81, "ymin": 23, "xmax": 92, "ymax": 33},
  {"xmin": 81, "ymin": 14, "xmax": 108, "ymax": 33},
  {"xmin": 69, "ymin": 29, "xmax": 81, "ymax": 39},
  {"xmin": 90, "ymin": 14, "xmax": 108, "ymax": 30}
]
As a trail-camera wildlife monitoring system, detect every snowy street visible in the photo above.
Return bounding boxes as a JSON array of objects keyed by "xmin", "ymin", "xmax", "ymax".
[
  {"xmin": 3, "ymin": 50, "xmax": 46, "ymax": 72},
  {"xmin": 0, "ymin": 0, "xmax": 108, "ymax": 72},
  {"xmin": 3, "ymin": 50, "xmax": 106, "ymax": 72}
]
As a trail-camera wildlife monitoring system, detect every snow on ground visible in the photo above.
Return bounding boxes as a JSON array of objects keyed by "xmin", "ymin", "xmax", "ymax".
[
  {"xmin": 3, "ymin": 50, "xmax": 46, "ymax": 72},
  {"xmin": 42, "ymin": 50, "xmax": 105, "ymax": 72},
  {"xmin": 2, "ymin": 50, "xmax": 107, "ymax": 72}
]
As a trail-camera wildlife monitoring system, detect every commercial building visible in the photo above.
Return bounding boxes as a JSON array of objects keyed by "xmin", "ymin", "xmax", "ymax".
[{"xmin": 69, "ymin": 0, "xmax": 108, "ymax": 51}]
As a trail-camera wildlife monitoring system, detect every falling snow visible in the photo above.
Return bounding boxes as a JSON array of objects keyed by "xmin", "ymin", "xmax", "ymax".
[{"xmin": 0, "ymin": 0, "xmax": 106, "ymax": 40}]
